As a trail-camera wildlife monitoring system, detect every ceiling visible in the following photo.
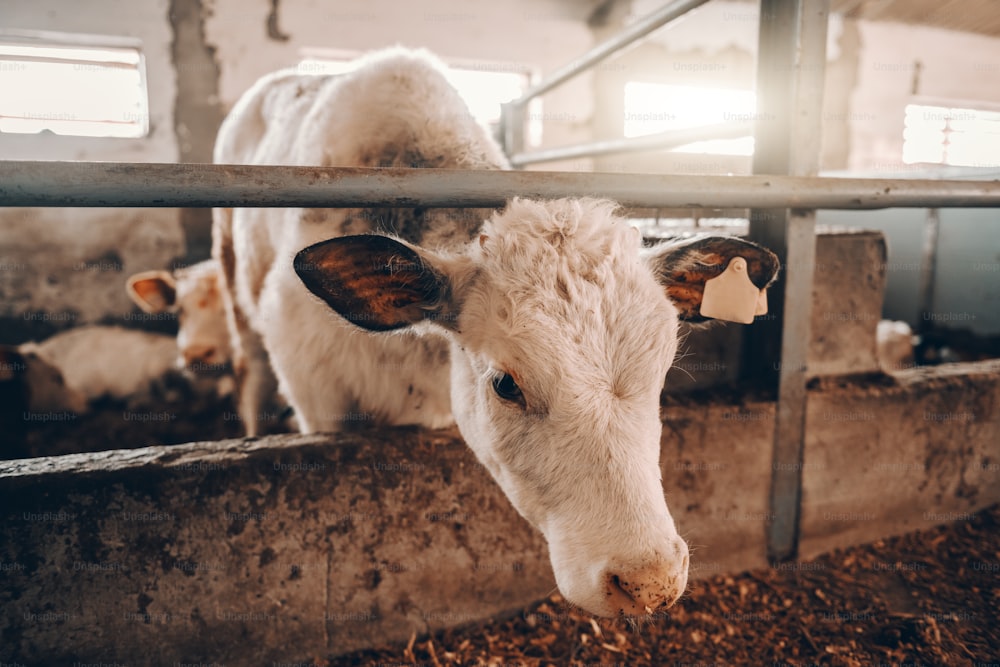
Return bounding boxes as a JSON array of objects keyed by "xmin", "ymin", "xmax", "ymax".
[
  {"xmin": 832, "ymin": 0, "xmax": 1000, "ymax": 38},
  {"xmin": 589, "ymin": 0, "xmax": 1000, "ymax": 38}
]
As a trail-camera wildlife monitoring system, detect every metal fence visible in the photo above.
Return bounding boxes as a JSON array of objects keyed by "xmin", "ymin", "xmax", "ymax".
[{"xmin": 2, "ymin": 161, "xmax": 999, "ymax": 209}]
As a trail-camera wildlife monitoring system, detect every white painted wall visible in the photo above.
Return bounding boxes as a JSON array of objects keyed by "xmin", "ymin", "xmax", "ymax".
[{"xmin": 847, "ymin": 21, "xmax": 1000, "ymax": 172}]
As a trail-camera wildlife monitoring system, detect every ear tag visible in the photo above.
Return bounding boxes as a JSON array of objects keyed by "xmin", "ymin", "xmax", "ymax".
[
  {"xmin": 699, "ymin": 257, "xmax": 763, "ymax": 324},
  {"xmin": 754, "ymin": 287, "xmax": 769, "ymax": 317}
]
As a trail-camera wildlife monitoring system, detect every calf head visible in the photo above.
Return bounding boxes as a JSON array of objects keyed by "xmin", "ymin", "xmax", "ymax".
[
  {"xmin": 295, "ymin": 198, "xmax": 778, "ymax": 617},
  {"xmin": 127, "ymin": 260, "xmax": 231, "ymax": 374}
]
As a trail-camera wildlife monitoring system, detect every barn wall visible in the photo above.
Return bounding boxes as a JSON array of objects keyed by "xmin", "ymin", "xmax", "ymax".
[
  {"xmin": 847, "ymin": 21, "xmax": 1000, "ymax": 172},
  {"xmin": 587, "ymin": 2, "xmax": 1000, "ymax": 176}
]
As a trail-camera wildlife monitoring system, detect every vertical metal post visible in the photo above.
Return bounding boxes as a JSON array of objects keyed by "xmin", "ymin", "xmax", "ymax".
[
  {"xmin": 501, "ymin": 102, "xmax": 526, "ymax": 166},
  {"xmin": 742, "ymin": 0, "xmax": 830, "ymax": 562},
  {"xmin": 916, "ymin": 208, "xmax": 941, "ymax": 337}
]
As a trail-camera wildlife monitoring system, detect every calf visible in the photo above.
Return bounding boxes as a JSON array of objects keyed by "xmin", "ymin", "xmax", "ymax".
[
  {"xmin": 127, "ymin": 259, "xmax": 231, "ymax": 375},
  {"xmin": 0, "ymin": 326, "xmax": 177, "ymax": 414},
  {"xmin": 215, "ymin": 47, "xmax": 779, "ymax": 617},
  {"xmin": 128, "ymin": 261, "xmax": 290, "ymax": 429}
]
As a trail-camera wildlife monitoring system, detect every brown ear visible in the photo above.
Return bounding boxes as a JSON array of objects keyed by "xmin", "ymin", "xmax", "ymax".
[
  {"xmin": 127, "ymin": 271, "xmax": 177, "ymax": 313},
  {"xmin": 293, "ymin": 235, "xmax": 449, "ymax": 332},
  {"xmin": 645, "ymin": 235, "xmax": 780, "ymax": 322}
]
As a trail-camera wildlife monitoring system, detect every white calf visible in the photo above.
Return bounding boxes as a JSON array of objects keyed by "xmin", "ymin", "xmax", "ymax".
[
  {"xmin": 210, "ymin": 69, "xmax": 323, "ymax": 435},
  {"xmin": 216, "ymin": 47, "xmax": 779, "ymax": 617},
  {"xmin": 127, "ymin": 260, "xmax": 231, "ymax": 374},
  {"xmin": 0, "ymin": 326, "xmax": 177, "ymax": 413}
]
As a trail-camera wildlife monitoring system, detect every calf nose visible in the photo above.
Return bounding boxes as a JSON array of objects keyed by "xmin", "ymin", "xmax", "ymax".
[
  {"xmin": 603, "ymin": 545, "xmax": 689, "ymax": 615},
  {"xmin": 183, "ymin": 345, "xmax": 217, "ymax": 368}
]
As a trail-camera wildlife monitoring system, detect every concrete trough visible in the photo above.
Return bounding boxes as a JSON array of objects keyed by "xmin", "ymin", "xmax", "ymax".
[
  {"xmin": 798, "ymin": 362, "xmax": 1000, "ymax": 559},
  {"xmin": 2, "ymin": 360, "xmax": 999, "ymax": 664},
  {"xmin": 0, "ymin": 429, "xmax": 553, "ymax": 664}
]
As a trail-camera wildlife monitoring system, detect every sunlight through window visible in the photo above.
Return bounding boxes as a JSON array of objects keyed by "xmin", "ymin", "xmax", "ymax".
[
  {"xmin": 903, "ymin": 104, "xmax": 1000, "ymax": 168},
  {"xmin": 624, "ymin": 81, "xmax": 756, "ymax": 155},
  {"xmin": 0, "ymin": 36, "xmax": 147, "ymax": 138}
]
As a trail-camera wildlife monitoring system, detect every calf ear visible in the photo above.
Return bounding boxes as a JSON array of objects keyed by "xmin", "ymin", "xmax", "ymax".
[
  {"xmin": 127, "ymin": 271, "xmax": 177, "ymax": 313},
  {"xmin": 294, "ymin": 235, "xmax": 450, "ymax": 332},
  {"xmin": 645, "ymin": 235, "xmax": 780, "ymax": 323}
]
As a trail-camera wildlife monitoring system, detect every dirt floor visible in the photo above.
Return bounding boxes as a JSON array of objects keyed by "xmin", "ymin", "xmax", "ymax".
[
  {"xmin": 2, "ymin": 371, "xmax": 288, "ymax": 460},
  {"xmin": 2, "ymin": 374, "xmax": 244, "ymax": 460},
  {"xmin": 325, "ymin": 504, "xmax": 1000, "ymax": 667}
]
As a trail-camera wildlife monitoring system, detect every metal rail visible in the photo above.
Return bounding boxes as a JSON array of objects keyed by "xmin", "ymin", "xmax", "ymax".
[
  {"xmin": 507, "ymin": 0, "xmax": 711, "ymax": 109},
  {"xmin": 1, "ymin": 161, "xmax": 999, "ymax": 209},
  {"xmin": 500, "ymin": 0, "xmax": 711, "ymax": 158},
  {"xmin": 508, "ymin": 122, "xmax": 754, "ymax": 167}
]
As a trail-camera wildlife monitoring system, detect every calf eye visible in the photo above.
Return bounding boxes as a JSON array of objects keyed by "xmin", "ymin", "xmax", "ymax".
[{"xmin": 492, "ymin": 372, "xmax": 522, "ymax": 403}]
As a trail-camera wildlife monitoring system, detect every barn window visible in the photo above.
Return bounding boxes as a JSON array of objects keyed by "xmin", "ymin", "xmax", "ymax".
[
  {"xmin": 623, "ymin": 81, "xmax": 756, "ymax": 155},
  {"xmin": 0, "ymin": 32, "xmax": 148, "ymax": 138},
  {"xmin": 902, "ymin": 103, "xmax": 1000, "ymax": 167},
  {"xmin": 299, "ymin": 51, "xmax": 539, "ymax": 144}
]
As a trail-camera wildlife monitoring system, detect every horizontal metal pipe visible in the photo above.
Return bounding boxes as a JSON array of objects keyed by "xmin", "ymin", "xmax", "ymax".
[
  {"xmin": 509, "ymin": 0, "xmax": 711, "ymax": 107},
  {"xmin": 2, "ymin": 161, "xmax": 1000, "ymax": 210},
  {"xmin": 509, "ymin": 122, "xmax": 754, "ymax": 166}
]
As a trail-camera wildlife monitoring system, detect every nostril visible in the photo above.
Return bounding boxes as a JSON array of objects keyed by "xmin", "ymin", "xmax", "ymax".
[
  {"xmin": 606, "ymin": 572, "xmax": 636, "ymax": 609},
  {"xmin": 607, "ymin": 572, "xmax": 657, "ymax": 614},
  {"xmin": 604, "ymin": 562, "xmax": 685, "ymax": 616},
  {"xmin": 185, "ymin": 347, "xmax": 216, "ymax": 366},
  {"xmin": 608, "ymin": 573, "xmax": 627, "ymax": 597}
]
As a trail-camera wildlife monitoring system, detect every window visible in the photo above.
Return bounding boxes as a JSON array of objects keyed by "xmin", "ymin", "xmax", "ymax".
[
  {"xmin": 624, "ymin": 81, "xmax": 756, "ymax": 156},
  {"xmin": 903, "ymin": 103, "xmax": 1000, "ymax": 167},
  {"xmin": 0, "ymin": 31, "xmax": 148, "ymax": 138},
  {"xmin": 298, "ymin": 50, "xmax": 538, "ymax": 144}
]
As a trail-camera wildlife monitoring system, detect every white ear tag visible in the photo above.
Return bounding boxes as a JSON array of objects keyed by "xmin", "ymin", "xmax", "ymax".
[
  {"xmin": 699, "ymin": 257, "xmax": 765, "ymax": 324},
  {"xmin": 754, "ymin": 287, "xmax": 768, "ymax": 317}
]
